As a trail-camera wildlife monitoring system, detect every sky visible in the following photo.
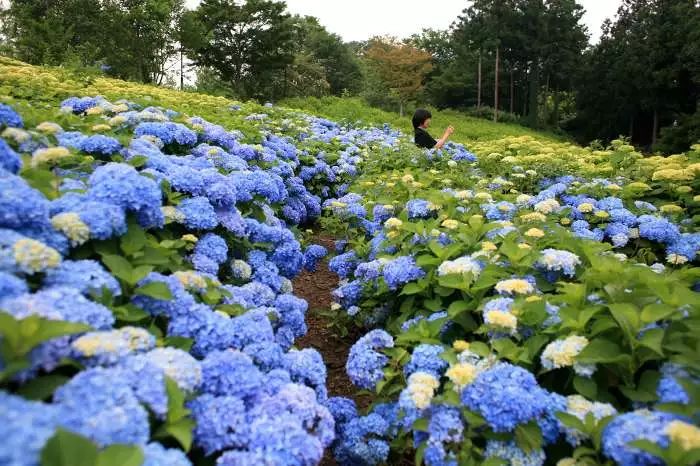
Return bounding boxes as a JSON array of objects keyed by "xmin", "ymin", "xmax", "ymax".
[{"xmin": 185, "ymin": 0, "xmax": 622, "ymax": 44}]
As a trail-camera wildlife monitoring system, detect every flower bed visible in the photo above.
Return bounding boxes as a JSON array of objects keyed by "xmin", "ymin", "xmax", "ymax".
[{"xmin": 323, "ymin": 138, "xmax": 700, "ymax": 465}]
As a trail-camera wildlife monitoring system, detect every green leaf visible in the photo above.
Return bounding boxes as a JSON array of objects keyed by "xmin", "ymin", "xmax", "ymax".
[
  {"xmin": 101, "ymin": 254, "xmax": 134, "ymax": 284},
  {"xmin": 573, "ymin": 375, "xmax": 598, "ymax": 399},
  {"xmin": 447, "ymin": 300, "xmax": 470, "ymax": 317},
  {"xmin": 127, "ymin": 155, "xmax": 148, "ymax": 168},
  {"xmin": 556, "ymin": 412, "xmax": 587, "ymax": 432},
  {"xmin": 469, "ymin": 341, "xmax": 491, "ymax": 358},
  {"xmin": 608, "ymin": 303, "xmax": 641, "ymax": 347},
  {"xmin": 17, "ymin": 374, "xmax": 69, "ymax": 401},
  {"xmin": 163, "ymin": 336, "xmax": 194, "ymax": 351},
  {"xmin": 96, "ymin": 445, "xmax": 144, "ymax": 466},
  {"xmin": 641, "ymin": 303, "xmax": 677, "ymax": 324},
  {"xmin": 637, "ymin": 328, "xmax": 665, "ymax": 356},
  {"xmin": 135, "ymin": 282, "xmax": 173, "ymax": 300},
  {"xmin": 401, "ymin": 282, "xmax": 424, "ymax": 295},
  {"xmin": 120, "ymin": 222, "xmax": 147, "ymax": 256},
  {"xmin": 412, "ymin": 418, "xmax": 429, "ymax": 432},
  {"xmin": 112, "ymin": 304, "xmax": 149, "ymax": 323},
  {"xmin": 628, "ymin": 439, "xmax": 666, "ymax": 460},
  {"xmin": 0, "ymin": 313, "xmax": 90, "ymax": 372},
  {"xmin": 576, "ymin": 338, "xmax": 629, "ymax": 364},
  {"xmin": 22, "ymin": 167, "xmax": 58, "ymax": 199},
  {"xmin": 165, "ymin": 418, "xmax": 195, "ymax": 452},
  {"xmin": 41, "ymin": 429, "xmax": 99, "ymax": 466},
  {"xmin": 515, "ymin": 421, "xmax": 542, "ymax": 453},
  {"xmin": 130, "ymin": 265, "xmax": 154, "ymax": 285}
]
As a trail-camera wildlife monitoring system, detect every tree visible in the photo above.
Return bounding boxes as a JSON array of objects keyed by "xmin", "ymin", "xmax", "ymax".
[
  {"xmin": 102, "ymin": 0, "xmax": 185, "ymax": 84},
  {"xmin": 294, "ymin": 16, "xmax": 363, "ymax": 96},
  {"xmin": 574, "ymin": 0, "xmax": 699, "ymax": 149},
  {"xmin": 363, "ymin": 37, "xmax": 433, "ymax": 116},
  {"xmin": 409, "ymin": 29, "xmax": 470, "ymax": 109},
  {"xmin": 1, "ymin": 0, "xmax": 184, "ymax": 83},
  {"xmin": 181, "ymin": 0, "xmax": 296, "ymax": 100}
]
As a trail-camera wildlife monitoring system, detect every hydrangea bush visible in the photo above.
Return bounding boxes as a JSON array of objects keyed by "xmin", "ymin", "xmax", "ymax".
[
  {"xmin": 1, "ymin": 56, "xmax": 700, "ymax": 465},
  {"xmin": 322, "ymin": 120, "xmax": 700, "ymax": 464}
]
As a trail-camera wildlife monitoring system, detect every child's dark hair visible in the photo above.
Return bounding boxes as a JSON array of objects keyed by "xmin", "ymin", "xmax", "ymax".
[{"xmin": 412, "ymin": 109, "xmax": 432, "ymax": 129}]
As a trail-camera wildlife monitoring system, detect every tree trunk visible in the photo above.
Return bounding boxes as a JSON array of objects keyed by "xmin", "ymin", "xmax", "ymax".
[
  {"xmin": 553, "ymin": 89, "xmax": 560, "ymax": 127},
  {"xmin": 477, "ymin": 50, "xmax": 482, "ymax": 109},
  {"xmin": 629, "ymin": 115, "xmax": 635, "ymax": 139},
  {"xmin": 180, "ymin": 47, "xmax": 184, "ymax": 90},
  {"xmin": 542, "ymin": 74, "xmax": 550, "ymax": 125},
  {"xmin": 528, "ymin": 59, "xmax": 539, "ymax": 127},
  {"xmin": 652, "ymin": 109, "xmax": 658, "ymax": 146},
  {"xmin": 510, "ymin": 69, "xmax": 514, "ymax": 114},
  {"xmin": 494, "ymin": 46, "xmax": 499, "ymax": 123},
  {"xmin": 399, "ymin": 101, "xmax": 404, "ymax": 118}
]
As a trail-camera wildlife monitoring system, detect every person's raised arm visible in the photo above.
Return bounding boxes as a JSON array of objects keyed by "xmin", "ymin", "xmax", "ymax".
[{"xmin": 434, "ymin": 125, "xmax": 454, "ymax": 149}]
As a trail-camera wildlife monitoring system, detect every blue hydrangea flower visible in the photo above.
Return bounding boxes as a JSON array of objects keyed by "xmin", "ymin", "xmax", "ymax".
[
  {"xmin": 194, "ymin": 233, "xmax": 228, "ymax": 264},
  {"xmin": 484, "ymin": 440, "xmax": 545, "ymax": 466},
  {"xmin": 536, "ymin": 249, "xmax": 581, "ymax": 281},
  {"xmin": 0, "ymin": 103, "xmax": 23, "ymax": 128},
  {"xmin": 43, "ymin": 260, "xmax": 121, "ymax": 298},
  {"xmin": 78, "ymin": 135, "xmax": 122, "ymax": 156},
  {"xmin": 53, "ymin": 368, "xmax": 150, "ymax": 446},
  {"xmin": 177, "ymin": 197, "xmax": 218, "ymax": 230},
  {"xmin": 0, "ymin": 391, "xmax": 59, "ymax": 466},
  {"xmin": 0, "ymin": 173, "xmax": 51, "ymax": 230},
  {"xmin": 404, "ymin": 344, "xmax": 448, "ymax": 378},
  {"xmin": 346, "ymin": 329, "xmax": 394, "ymax": 390},
  {"xmin": 189, "ymin": 394, "xmax": 249, "ymax": 454},
  {"xmin": 657, "ymin": 363, "xmax": 695, "ymax": 404},
  {"xmin": 135, "ymin": 122, "xmax": 197, "ymax": 146},
  {"xmin": 325, "ymin": 397, "xmax": 359, "ymax": 427},
  {"xmin": 382, "ymin": 256, "xmax": 424, "ymax": 290},
  {"xmin": 329, "ymin": 251, "xmax": 359, "ymax": 278},
  {"xmin": 201, "ymin": 349, "xmax": 264, "ymax": 399},
  {"xmin": 275, "ymin": 294, "xmax": 308, "ymax": 338},
  {"xmin": 406, "ymin": 199, "xmax": 433, "ymax": 219},
  {"xmin": 303, "ymin": 244, "xmax": 328, "ymax": 272},
  {"xmin": 243, "ymin": 341, "xmax": 285, "ymax": 372},
  {"xmin": 332, "ymin": 280, "xmax": 363, "ymax": 308},
  {"xmin": 87, "ymin": 163, "xmax": 163, "ymax": 229},
  {"xmin": 139, "ymin": 347, "xmax": 202, "ymax": 393},
  {"xmin": 461, "ymin": 363, "xmax": 555, "ymax": 433},
  {"xmin": 60, "ymin": 96, "xmax": 101, "ymax": 114},
  {"xmin": 143, "ymin": 442, "xmax": 192, "ymax": 466},
  {"xmin": 0, "ymin": 138, "xmax": 22, "ymax": 173},
  {"xmin": 602, "ymin": 410, "xmax": 681, "ymax": 466},
  {"xmin": 666, "ymin": 233, "xmax": 700, "ymax": 261},
  {"xmin": 638, "ymin": 216, "xmax": 681, "ymax": 244},
  {"xmin": 0, "ymin": 271, "xmax": 28, "ymax": 299},
  {"xmin": 284, "ymin": 348, "xmax": 327, "ymax": 390},
  {"xmin": 167, "ymin": 304, "xmax": 236, "ymax": 357},
  {"xmin": 332, "ymin": 413, "xmax": 390, "ymax": 466}
]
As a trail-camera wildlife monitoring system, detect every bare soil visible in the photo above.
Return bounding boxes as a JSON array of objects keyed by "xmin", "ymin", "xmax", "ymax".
[{"xmin": 293, "ymin": 234, "xmax": 372, "ymax": 465}]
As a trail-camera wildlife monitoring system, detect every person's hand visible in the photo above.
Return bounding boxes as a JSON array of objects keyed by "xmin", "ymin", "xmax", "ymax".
[{"xmin": 444, "ymin": 125, "xmax": 454, "ymax": 136}]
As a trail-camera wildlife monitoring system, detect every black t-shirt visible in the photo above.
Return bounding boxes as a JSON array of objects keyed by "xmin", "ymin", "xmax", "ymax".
[{"xmin": 414, "ymin": 127, "xmax": 437, "ymax": 149}]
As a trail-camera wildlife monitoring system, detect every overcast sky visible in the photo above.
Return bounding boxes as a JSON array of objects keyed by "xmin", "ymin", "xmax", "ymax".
[{"xmin": 185, "ymin": 0, "xmax": 622, "ymax": 44}]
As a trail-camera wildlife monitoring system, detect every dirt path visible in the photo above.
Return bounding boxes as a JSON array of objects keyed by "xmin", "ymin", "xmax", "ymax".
[{"xmin": 292, "ymin": 234, "xmax": 372, "ymax": 466}]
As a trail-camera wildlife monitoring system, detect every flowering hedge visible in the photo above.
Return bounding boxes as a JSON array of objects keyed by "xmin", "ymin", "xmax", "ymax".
[
  {"xmin": 2, "ymin": 57, "xmax": 700, "ymax": 466},
  {"xmin": 0, "ymin": 58, "xmax": 409, "ymax": 466},
  {"xmin": 323, "ymin": 136, "xmax": 700, "ymax": 465}
]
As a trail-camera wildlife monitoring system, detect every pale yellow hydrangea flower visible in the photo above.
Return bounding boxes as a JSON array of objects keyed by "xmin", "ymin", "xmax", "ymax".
[
  {"xmin": 51, "ymin": 213, "xmax": 90, "ymax": 246},
  {"xmin": 13, "ymin": 238, "xmax": 61, "ymax": 273},
  {"xmin": 666, "ymin": 420, "xmax": 700, "ymax": 451}
]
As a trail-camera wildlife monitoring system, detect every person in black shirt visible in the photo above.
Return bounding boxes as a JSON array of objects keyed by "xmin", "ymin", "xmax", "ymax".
[{"xmin": 412, "ymin": 108, "xmax": 454, "ymax": 149}]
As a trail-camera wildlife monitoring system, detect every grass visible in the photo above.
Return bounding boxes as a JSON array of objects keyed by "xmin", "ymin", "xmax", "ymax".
[
  {"xmin": 280, "ymin": 96, "xmax": 566, "ymax": 144},
  {"xmin": 0, "ymin": 55, "xmax": 563, "ymax": 146}
]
